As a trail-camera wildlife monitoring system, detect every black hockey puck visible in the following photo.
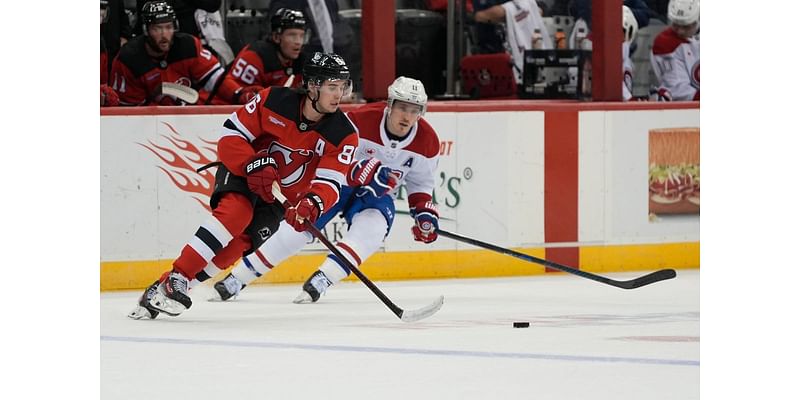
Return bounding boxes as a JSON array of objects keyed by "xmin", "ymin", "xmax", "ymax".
[{"xmin": 513, "ymin": 322, "xmax": 530, "ymax": 328}]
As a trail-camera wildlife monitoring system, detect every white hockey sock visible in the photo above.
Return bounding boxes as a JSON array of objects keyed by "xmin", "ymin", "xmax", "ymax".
[
  {"xmin": 230, "ymin": 257, "xmax": 263, "ymax": 285},
  {"xmin": 319, "ymin": 257, "xmax": 350, "ymax": 284},
  {"xmin": 231, "ymin": 220, "xmax": 313, "ymax": 284},
  {"xmin": 317, "ymin": 209, "xmax": 388, "ymax": 284}
]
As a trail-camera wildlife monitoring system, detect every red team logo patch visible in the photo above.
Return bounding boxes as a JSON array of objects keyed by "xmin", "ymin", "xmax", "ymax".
[
  {"xmin": 691, "ymin": 62, "xmax": 700, "ymax": 89},
  {"xmin": 268, "ymin": 142, "xmax": 315, "ymax": 186}
]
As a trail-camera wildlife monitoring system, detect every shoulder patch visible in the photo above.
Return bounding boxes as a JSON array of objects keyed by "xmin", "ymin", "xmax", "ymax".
[
  {"xmin": 264, "ymin": 87, "xmax": 302, "ymax": 120},
  {"xmin": 314, "ymin": 111, "xmax": 357, "ymax": 147},
  {"xmin": 116, "ymin": 36, "xmax": 155, "ymax": 78},
  {"xmin": 652, "ymin": 28, "xmax": 688, "ymax": 56}
]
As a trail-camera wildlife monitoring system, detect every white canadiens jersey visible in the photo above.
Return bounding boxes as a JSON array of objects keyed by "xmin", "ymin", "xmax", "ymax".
[
  {"xmin": 623, "ymin": 41, "xmax": 634, "ymax": 101},
  {"xmin": 650, "ymin": 27, "xmax": 700, "ymax": 101},
  {"xmin": 345, "ymin": 103, "xmax": 440, "ymax": 201}
]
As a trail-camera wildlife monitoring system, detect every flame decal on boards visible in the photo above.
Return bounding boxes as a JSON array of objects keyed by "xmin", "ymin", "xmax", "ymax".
[{"xmin": 138, "ymin": 122, "xmax": 218, "ymax": 212}]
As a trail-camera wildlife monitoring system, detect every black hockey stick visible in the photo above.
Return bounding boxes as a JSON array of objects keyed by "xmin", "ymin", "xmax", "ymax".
[
  {"xmin": 436, "ymin": 229, "xmax": 676, "ymax": 289},
  {"xmin": 271, "ymin": 183, "xmax": 444, "ymax": 322}
]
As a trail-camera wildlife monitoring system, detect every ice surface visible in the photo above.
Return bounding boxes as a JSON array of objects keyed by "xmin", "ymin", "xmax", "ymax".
[{"xmin": 101, "ymin": 270, "xmax": 699, "ymax": 400}]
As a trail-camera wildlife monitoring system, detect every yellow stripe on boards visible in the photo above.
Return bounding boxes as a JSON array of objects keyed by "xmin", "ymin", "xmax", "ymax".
[
  {"xmin": 100, "ymin": 242, "xmax": 699, "ymax": 291},
  {"xmin": 580, "ymin": 242, "xmax": 700, "ymax": 273}
]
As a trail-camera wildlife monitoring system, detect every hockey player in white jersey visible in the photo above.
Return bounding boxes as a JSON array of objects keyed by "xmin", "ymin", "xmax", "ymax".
[
  {"xmin": 622, "ymin": 5, "xmax": 638, "ymax": 101},
  {"xmin": 569, "ymin": 5, "xmax": 640, "ymax": 101},
  {"xmin": 650, "ymin": 0, "xmax": 700, "ymax": 101},
  {"xmin": 209, "ymin": 76, "xmax": 441, "ymax": 303}
]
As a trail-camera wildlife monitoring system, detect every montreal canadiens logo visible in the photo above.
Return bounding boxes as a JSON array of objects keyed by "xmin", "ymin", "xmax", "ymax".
[{"xmin": 690, "ymin": 62, "xmax": 700, "ymax": 89}]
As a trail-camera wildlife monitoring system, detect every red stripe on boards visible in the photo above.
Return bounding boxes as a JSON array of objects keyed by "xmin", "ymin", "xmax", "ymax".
[{"xmin": 544, "ymin": 111, "xmax": 579, "ymax": 272}]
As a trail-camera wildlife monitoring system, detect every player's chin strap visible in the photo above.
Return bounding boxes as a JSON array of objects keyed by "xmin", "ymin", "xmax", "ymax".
[{"xmin": 307, "ymin": 90, "xmax": 326, "ymax": 114}]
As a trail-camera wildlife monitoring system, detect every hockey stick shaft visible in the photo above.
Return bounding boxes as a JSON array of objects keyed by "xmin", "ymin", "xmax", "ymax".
[
  {"xmin": 436, "ymin": 229, "xmax": 676, "ymax": 289},
  {"xmin": 271, "ymin": 183, "xmax": 442, "ymax": 321}
]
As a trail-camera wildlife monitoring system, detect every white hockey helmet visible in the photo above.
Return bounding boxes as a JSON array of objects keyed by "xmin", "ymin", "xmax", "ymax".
[
  {"xmin": 388, "ymin": 76, "xmax": 427, "ymax": 115},
  {"xmin": 668, "ymin": 0, "xmax": 700, "ymax": 26},
  {"xmin": 622, "ymin": 6, "xmax": 638, "ymax": 43}
]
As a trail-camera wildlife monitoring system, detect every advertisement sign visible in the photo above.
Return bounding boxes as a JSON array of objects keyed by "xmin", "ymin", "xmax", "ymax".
[{"xmin": 648, "ymin": 128, "xmax": 700, "ymax": 216}]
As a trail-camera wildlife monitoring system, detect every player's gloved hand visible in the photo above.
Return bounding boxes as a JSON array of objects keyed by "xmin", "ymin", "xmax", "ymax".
[
  {"xmin": 347, "ymin": 158, "xmax": 399, "ymax": 197},
  {"xmin": 234, "ymin": 85, "xmax": 264, "ymax": 104},
  {"xmin": 285, "ymin": 194, "xmax": 323, "ymax": 232},
  {"xmin": 244, "ymin": 151, "xmax": 279, "ymax": 202},
  {"xmin": 411, "ymin": 201, "xmax": 439, "ymax": 243},
  {"xmin": 101, "ymin": 84, "xmax": 119, "ymax": 107}
]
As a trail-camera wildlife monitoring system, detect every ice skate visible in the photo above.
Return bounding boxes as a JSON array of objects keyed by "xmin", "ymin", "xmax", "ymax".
[
  {"xmin": 293, "ymin": 270, "xmax": 332, "ymax": 304},
  {"xmin": 127, "ymin": 280, "xmax": 161, "ymax": 320},
  {"xmin": 149, "ymin": 271, "xmax": 192, "ymax": 316},
  {"xmin": 210, "ymin": 273, "xmax": 246, "ymax": 302}
]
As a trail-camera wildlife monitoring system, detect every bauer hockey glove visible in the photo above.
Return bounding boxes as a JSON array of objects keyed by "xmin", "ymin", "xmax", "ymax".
[
  {"xmin": 347, "ymin": 158, "xmax": 399, "ymax": 197},
  {"xmin": 411, "ymin": 200, "xmax": 439, "ymax": 243},
  {"xmin": 285, "ymin": 193, "xmax": 323, "ymax": 232},
  {"xmin": 245, "ymin": 151, "xmax": 279, "ymax": 202}
]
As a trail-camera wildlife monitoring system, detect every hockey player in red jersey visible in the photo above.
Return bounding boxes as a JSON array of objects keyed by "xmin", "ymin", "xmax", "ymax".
[
  {"xmin": 650, "ymin": 0, "xmax": 700, "ymax": 101},
  {"xmin": 100, "ymin": 0, "xmax": 119, "ymax": 107},
  {"xmin": 219, "ymin": 8, "xmax": 308, "ymax": 101},
  {"xmin": 206, "ymin": 77, "xmax": 442, "ymax": 304},
  {"xmin": 109, "ymin": 1, "xmax": 256, "ymax": 106},
  {"xmin": 128, "ymin": 52, "xmax": 359, "ymax": 319}
]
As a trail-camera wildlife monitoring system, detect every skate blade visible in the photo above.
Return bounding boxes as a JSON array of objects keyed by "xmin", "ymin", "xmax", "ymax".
[
  {"xmin": 207, "ymin": 292, "xmax": 236, "ymax": 302},
  {"xmin": 127, "ymin": 305, "xmax": 157, "ymax": 320},
  {"xmin": 292, "ymin": 291, "xmax": 313, "ymax": 304}
]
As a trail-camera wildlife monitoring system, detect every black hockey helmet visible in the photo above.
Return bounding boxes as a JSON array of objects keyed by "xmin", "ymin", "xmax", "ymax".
[
  {"xmin": 303, "ymin": 52, "xmax": 350, "ymax": 87},
  {"xmin": 141, "ymin": 1, "xmax": 178, "ymax": 33},
  {"xmin": 271, "ymin": 8, "xmax": 307, "ymax": 34}
]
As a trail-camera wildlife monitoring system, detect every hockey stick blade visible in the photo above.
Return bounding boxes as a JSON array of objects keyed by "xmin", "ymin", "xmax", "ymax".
[
  {"xmin": 161, "ymin": 82, "xmax": 199, "ymax": 104},
  {"xmin": 271, "ymin": 182, "xmax": 443, "ymax": 322},
  {"xmin": 400, "ymin": 295, "xmax": 445, "ymax": 322},
  {"xmin": 614, "ymin": 268, "xmax": 677, "ymax": 289},
  {"xmin": 436, "ymin": 229, "xmax": 676, "ymax": 290}
]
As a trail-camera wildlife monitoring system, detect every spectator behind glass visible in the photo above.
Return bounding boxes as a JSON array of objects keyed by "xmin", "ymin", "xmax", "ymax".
[
  {"xmin": 473, "ymin": 0, "xmax": 553, "ymax": 84},
  {"xmin": 134, "ymin": 0, "xmax": 221, "ymax": 38},
  {"xmin": 101, "ymin": 0, "xmax": 133, "ymax": 80},
  {"xmin": 111, "ymin": 1, "xmax": 247, "ymax": 105},
  {"xmin": 650, "ymin": 0, "xmax": 699, "ymax": 101}
]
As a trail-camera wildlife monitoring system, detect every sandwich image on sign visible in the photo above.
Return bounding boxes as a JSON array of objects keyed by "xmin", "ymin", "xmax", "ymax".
[{"xmin": 648, "ymin": 127, "xmax": 700, "ymax": 216}]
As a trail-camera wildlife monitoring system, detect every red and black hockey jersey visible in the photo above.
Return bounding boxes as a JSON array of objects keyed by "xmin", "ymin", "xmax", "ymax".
[
  {"xmin": 218, "ymin": 86, "xmax": 358, "ymax": 213},
  {"xmin": 110, "ymin": 33, "xmax": 238, "ymax": 105},
  {"xmin": 225, "ymin": 40, "xmax": 305, "ymax": 89}
]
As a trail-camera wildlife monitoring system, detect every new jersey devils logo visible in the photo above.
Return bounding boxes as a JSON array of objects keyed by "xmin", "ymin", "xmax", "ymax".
[{"xmin": 268, "ymin": 142, "xmax": 314, "ymax": 186}]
